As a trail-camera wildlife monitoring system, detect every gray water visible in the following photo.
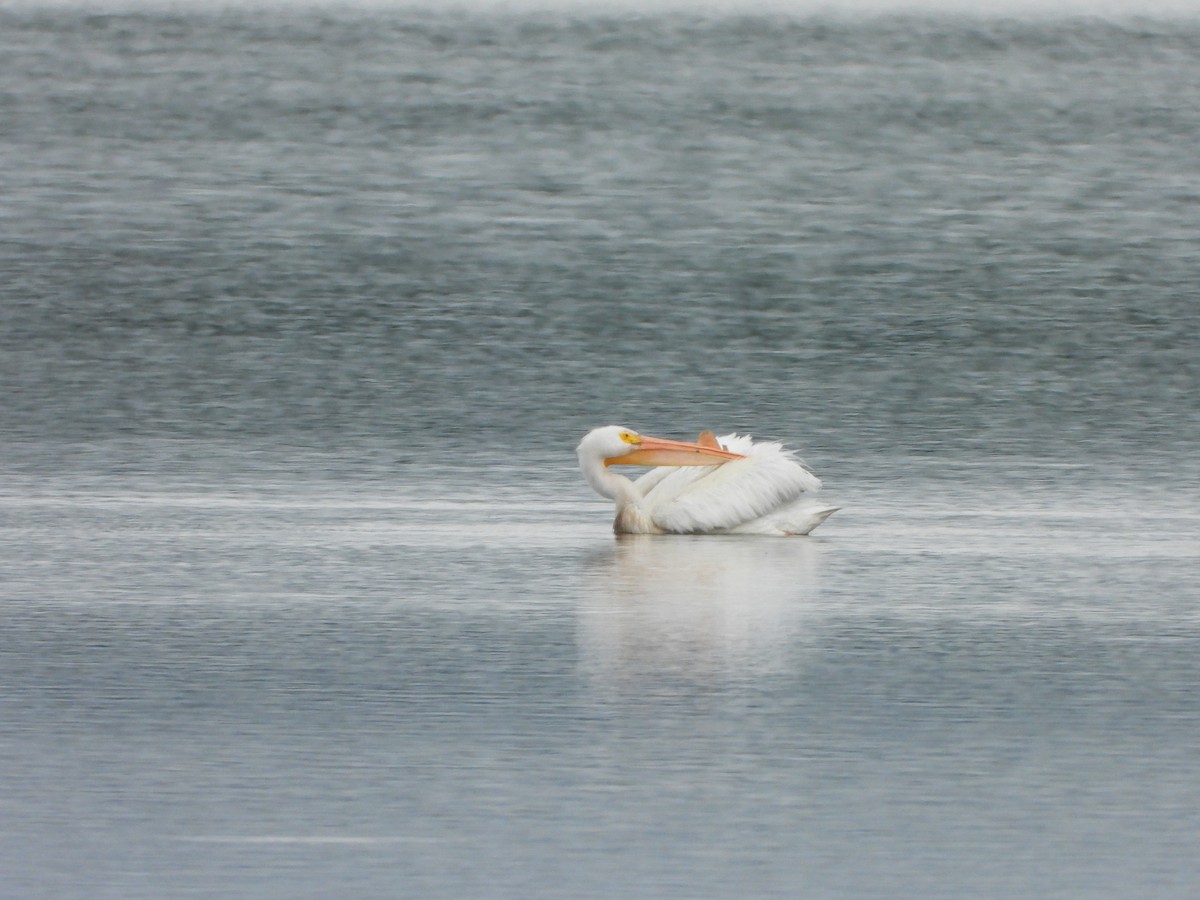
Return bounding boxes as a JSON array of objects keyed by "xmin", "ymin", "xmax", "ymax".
[{"xmin": 2, "ymin": 7, "xmax": 1199, "ymax": 898}]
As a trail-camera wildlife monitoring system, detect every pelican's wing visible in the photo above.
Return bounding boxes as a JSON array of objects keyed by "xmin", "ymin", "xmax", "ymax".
[
  {"xmin": 631, "ymin": 464, "xmax": 680, "ymax": 496},
  {"xmin": 645, "ymin": 435, "xmax": 822, "ymax": 534}
]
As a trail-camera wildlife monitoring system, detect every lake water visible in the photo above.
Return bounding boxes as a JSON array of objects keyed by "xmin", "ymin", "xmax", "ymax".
[{"xmin": 2, "ymin": 7, "xmax": 1199, "ymax": 898}]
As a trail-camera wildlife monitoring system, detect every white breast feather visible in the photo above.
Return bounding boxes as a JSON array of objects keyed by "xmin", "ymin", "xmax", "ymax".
[{"xmin": 641, "ymin": 434, "xmax": 822, "ymax": 535}]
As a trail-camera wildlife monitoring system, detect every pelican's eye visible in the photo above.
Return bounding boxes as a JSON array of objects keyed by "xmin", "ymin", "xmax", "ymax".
[{"xmin": 619, "ymin": 431, "xmax": 640, "ymax": 445}]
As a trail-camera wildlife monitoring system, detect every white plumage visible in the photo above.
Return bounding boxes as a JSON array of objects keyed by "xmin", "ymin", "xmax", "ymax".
[{"xmin": 577, "ymin": 426, "xmax": 838, "ymax": 536}]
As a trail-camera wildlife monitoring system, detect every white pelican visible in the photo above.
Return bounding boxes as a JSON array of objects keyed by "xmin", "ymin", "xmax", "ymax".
[{"xmin": 577, "ymin": 426, "xmax": 838, "ymax": 536}]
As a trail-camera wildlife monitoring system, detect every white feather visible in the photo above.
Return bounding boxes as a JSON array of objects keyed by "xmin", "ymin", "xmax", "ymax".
[
  {"xmin": 642, "ymin": 435, "xmax": 825, "ymax": 535},
  {"xmin": 725, "ymin": 498, "xmax": 841, "ymax": 536}
]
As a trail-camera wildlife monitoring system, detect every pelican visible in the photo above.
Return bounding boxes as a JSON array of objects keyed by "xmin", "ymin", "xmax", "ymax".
[{"xmin": 577, "ymin": 426, "xmax": 838, "ymax": 536}]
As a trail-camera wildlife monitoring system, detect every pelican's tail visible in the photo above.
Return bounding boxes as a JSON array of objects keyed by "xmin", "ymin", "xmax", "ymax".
[
  {"xmin": 726, "ymin": 501, "xmax": 839, "ymax": 536},
  {"xmin": 782, "ymin": 504, "xmax": 839, "ymax": 535}
]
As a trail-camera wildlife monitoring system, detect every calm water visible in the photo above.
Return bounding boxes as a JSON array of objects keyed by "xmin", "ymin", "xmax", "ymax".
[{"xmin": 2, "ymin": 7, "xmax": 1199, "ymax": 897}]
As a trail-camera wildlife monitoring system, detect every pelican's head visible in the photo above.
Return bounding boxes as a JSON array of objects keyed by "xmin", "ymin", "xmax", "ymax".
[
  {"xmin": 576, "ymin": 426, "xmax": 644, "ymax": 464},
  {"xmin": 577, "ymin": 426, "xmax": 743, "ymax": 468}
]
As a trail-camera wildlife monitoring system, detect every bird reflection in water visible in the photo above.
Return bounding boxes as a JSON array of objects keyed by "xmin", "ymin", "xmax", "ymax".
[{"xmin": 576, "ymin": 535, "xmax": 825, "ymax": 696}]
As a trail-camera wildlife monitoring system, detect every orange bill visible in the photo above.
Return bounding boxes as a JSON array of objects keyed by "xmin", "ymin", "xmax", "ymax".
[{"xmin": 605, "ymin": 434, "xmax": 743, "ymax": 468}]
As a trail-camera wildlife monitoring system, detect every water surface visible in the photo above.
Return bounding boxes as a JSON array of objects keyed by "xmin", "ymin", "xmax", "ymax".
[{"xmin": 2, "ymin": 7, "xmax": 1199, "ymax": 897}]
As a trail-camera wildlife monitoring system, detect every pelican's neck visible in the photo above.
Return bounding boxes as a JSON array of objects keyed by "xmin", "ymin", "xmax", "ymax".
[
  {"xmin": 578, "ymin": 453, "xmax": 660, "ymax": 534},
  {"xmin": 579, "ymin": 454, "xmax": 638, "ymax": 503}
]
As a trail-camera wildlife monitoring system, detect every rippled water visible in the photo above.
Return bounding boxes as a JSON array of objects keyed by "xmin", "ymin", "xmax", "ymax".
[{"xmin": 2, "ymin": 7, "xmax": 1199, "ymax": 897}]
